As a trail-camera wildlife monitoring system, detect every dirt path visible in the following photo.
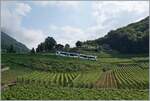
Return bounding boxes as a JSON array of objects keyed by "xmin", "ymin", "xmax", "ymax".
[{"xmin": 95, "ymin": 70, "xmax": 118, "ymax": 89}]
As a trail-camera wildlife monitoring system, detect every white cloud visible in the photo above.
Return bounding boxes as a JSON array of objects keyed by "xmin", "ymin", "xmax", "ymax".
[
  {"xmin": 21, "ymin": 29, "xmax": 46, "ymax": 48},
  {"xmin": 48, "ymin": 25, "xmax": 86, "ymax": 47},
  {"xmin": 15, "ymin": 3, "xmax": 31, "ymax": 16},
  {"xmin": 32, "ymin": 1, "xmax": 80, "ymax": 9},
  {"xmin": 48, "ymin": 25, "xmax": 106, "ymax": 47},
  {"xmin": 1, "ymin": 1, "xmax": 45, "ymax": 49},
  {"xmin": 1, "ymin": 1, "xmax": 149, "ymax": 49},
  {"xmin": 47, "ymin": 1, "xmax": 149, "ymax": 47},
  {"xmin": 92, "ymin": 1, "xmax": 149, "ymax": 35}
]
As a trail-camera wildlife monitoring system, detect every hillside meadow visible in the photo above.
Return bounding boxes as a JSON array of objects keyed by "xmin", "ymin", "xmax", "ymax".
[{"xmin": 1, "ymin": 52, "xmax": 149, "ymax": 100}]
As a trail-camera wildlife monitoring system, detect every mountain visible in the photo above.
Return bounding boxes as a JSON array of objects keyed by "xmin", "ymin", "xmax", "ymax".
[
  {"xmin": 83, "ymin": 16, "xmax": 149, "ymax": 54},
  {"xmin": 1, "ymin": 31, "xmax": 29, "ymax": 53}
]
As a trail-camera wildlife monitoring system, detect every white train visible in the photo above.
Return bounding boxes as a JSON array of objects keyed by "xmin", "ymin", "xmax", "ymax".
[{"xmin": 56, "ymin": 51, "xmax": 97, "ymax": 61}]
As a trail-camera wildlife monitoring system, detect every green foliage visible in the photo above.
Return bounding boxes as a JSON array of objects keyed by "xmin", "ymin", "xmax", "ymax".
[
  {"xmin": 1, "ymin": 53, "xmax": 149, "ymax": 100},
  {"xmin": 64, "ymin": 44, "xmax": 70, "ymax": 51},
  {"xmin": 1, "ymin": 53, "xmax": 99, "ymax": 72},
  {"xmin": 113, "ymin": 65, "xmax": 149, "ymax": 89},
  {"xmin": 82, "ymin": 16, "xmax": 149, "ymax": 54},
  {"xmin": 17, "ymin": 71, "xmax": 79, "ymax": 87},
  {"xmin": 36, "ymin": 37, "xmax": 57, "ymax": 52},
  {"xmin": 45, "ymin": 37, "xmax": 57, "ymax": 51},
  {"xmin": 30, "ymin": 48, "xmax": 35, "ymax": 54},
  {"xmin": 55, "ymin": 44, "xmax": 64, "ymax": 51},
  {"xmin": 76, "ymin": 41, "xmax": 82, "ymax": 48},
  {"xmin": 36, "ymin": 42, "xmax": 45, "ymax": 52},
  {"xmin": 98, "ymin": 16, "xmax": 149, "ymax": 54},
  {"xmin": 1, "ymin": 63, "xmax": 32, "ymax": 85},
  {"xmin": 2, "ymin": 84, "xmax": 149, "ymax": 100}
]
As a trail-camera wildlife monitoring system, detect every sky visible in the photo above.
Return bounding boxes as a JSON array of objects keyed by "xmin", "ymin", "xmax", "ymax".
[{"xmin": 1, "ymin": 1, "xmax": 149, "ymax": 49}]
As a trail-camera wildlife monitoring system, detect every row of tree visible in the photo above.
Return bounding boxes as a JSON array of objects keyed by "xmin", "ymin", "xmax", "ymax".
[
  {"xmin": 30, "ymin": 36, "xmax": 85, "ymax": 54},
  {"xmin": 31, "ymin": 37, "xmax": 71, "ymax": 53}
]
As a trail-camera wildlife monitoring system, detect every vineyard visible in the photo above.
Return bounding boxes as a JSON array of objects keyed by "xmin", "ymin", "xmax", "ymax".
[
  {"xmin": 1, "ymin": 53, "xmax": 149, "ymax": 100},
  {"xmin": 16, "ymin": 63, "xmax": 148, "ymax": 89},
  {"xmin": 17, "ymin": 71, "xmax": 79, "ymax": 87}
]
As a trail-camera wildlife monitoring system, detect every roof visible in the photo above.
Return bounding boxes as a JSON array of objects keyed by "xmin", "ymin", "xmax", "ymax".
[{"xmin": 56, "ymin": 51, "xmax": 97, "ymax": 58}]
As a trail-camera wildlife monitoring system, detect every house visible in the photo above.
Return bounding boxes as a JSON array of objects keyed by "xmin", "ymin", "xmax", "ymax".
[
  {"xmin": 79, "ymin": 54, "xmax": 97, "ymax": 60},
  {"xmin": 56, "ymin": 51, "xmax": 97, "ymax": 60},
  {"xmin": 56, "ymin": 51, "xmax": 79, "ymax": 57}
]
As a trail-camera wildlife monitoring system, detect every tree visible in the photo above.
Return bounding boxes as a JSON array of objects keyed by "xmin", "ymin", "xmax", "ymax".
[
  {"xmin": 30, "ymin": 48, "xmax": 35, "ymax": 54},
  {"xmin": 64, "ymin": 44, "xmax": 70, "ymax": 51},
  {"xmin": 81, "ymin": 16, "xmax": 149, "ymax": 54},
  {"xmin": 40, "ymin": 42, "xmax": 45, "ymax": 52},
  {"xmin": 36, "ymin": 44, "xmax": 40, "ymax": 53},
  {"xmin": 44, "ymin": 37, "xmax": 56, "ymax": 51},
  {"xmin": 55, "ymin": 44, "xmax": 64, "ymax": 51},
  {"xmin": 36, "ymin": 36, "xmax": 57, "ymax": 53},
  {"xmin": 76, "ymin": 41, "xmax": 82, "ymax": 48},
  {"xmin": 36, "ymin": 43, "xmax": 45, "ymax": 53}
]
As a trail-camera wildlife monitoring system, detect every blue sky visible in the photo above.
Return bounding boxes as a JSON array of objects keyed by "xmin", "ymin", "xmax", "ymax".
[
  {"xmin": 1, "ymin": 1, "xmax": 149, "ymax": 49},
  {"xmin": 22, "ymin": 2, "xmax": 95, "ymax": 30}
]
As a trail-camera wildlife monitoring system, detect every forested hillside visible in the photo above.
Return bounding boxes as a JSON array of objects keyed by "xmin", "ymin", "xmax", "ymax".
[
  {"xmin": 84, "ymin": 16, "xmax": 149, "ymax": 54},
  {"xmin": 1, "ymin": 31, "xmax": 29, "ymax": 53}
]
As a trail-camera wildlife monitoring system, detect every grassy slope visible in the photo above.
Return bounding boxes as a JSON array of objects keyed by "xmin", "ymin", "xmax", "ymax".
[
  {"xmin": 1, "ymin": 52, "xmax": 148, "ymax": 85},
  {"xmin": 1, "ymin": 54, "xmax": 32, "ymax": 85},
  {"xmin": 1, "ymin": 53, "xmax": 101, "ymax": 85},
  {"xmin": 1, "ymin": 52, "xmax": 149, "ymax": 100}
]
